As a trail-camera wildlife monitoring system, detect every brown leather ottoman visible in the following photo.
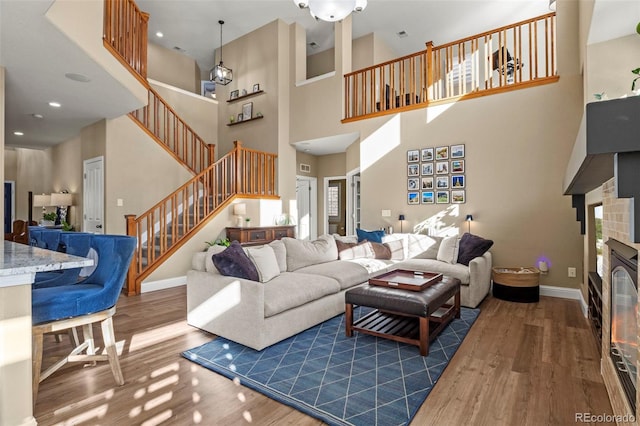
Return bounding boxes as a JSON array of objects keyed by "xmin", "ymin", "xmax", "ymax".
[{"xmin": 345, "ymin": 275, "xmax": 461, "ymax": 355}]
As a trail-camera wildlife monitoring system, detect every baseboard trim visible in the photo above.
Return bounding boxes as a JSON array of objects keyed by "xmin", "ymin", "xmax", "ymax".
[
  {"xmin": 141, "ymin": 276, "xmax": 186, "ymax": 293},
  {"xmin": 540, "ymin": 285, "xmax": 588, "ymax": 317}
]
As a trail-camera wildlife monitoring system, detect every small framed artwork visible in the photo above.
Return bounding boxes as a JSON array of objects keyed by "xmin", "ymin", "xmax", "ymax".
[
  {"xmin": 421, "ymin": 163, "xmax": 433, "ymax": 176},
  {"xmin": 408, "ymin": 177, "xmax": 419, "ymax": 190},
  {"xmin": 436, "ymin": 161, "xmax": 449, "ymax": 174},
  {"xmin": 408, "ymin": 192, "xmax": 420, "ymax": 205},
  {"xmin": 201, "ymin": 80, "xmax": 215, "ymax": 98},
  {"xmin": 237, "ymin": 113, "xmax": 243, "ymax": 122},
  {"xmin": 408, "ymin": 164, "xmax": 419, "ymax": 176},
  {"xmin": 230, "ymin": 89, "xmax": 239, "ymax": 100},
  {"xmin": 451, "ymin": 175, "xmax": 465, "ymax": 188},
  {"xmin": 421, "ymin": 148, "xmax": 434, "ymax": 162},
  {"xmin": 421, "ymin": 177, "xmax": 433, "ymax": 190},
  {"xmin": 242, "ymin": 102, "xmax": 253, "ymax": 121},
  {"xmin": 407, "ymin": 149, "xmax": 420, "ymax": 163},
  {"xmin": 451, "ymin": 160, "xmax": 465, "ymax": 173},
  {"xmin": 436, "ymin": 176, "xmax": 449, "ymax": 189},
  {"xmin": 451, "ymin": 144, "xmax": 465, "ymax": 158},
  {"xmin": 436, "ymin": 191, "xmax": 450, "ymax": 204},
  {"xmin": 436, "ymin": 146, "xmax": 449, "ymax": 160},
  {"xmin": 421, "ymin": 191, "xmax": 435, "ymax": 204},
  {"xmin": 253, "ymin": 83, "xmax": 260, "ymax": 92},
  {"xmin": 451, "ymin": 190, "xmax": 466, "ymax": 204}
]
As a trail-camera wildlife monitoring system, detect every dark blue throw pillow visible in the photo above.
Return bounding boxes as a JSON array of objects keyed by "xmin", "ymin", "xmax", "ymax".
[
  {"xmin": 356, "ymin": 228, "xmax": 385, "ymax": 243},
  {"xmin": 212, "ymin": 241, "xmax": 259, "ymax": 281},
  {"xmin": 457, "ymin": 233, "xmax": 494, "ymax": 266}
]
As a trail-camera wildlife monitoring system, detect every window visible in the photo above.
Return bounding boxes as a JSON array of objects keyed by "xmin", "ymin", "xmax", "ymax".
[
  {"xmin": 595, "ymin": 204, "xmax": 603, "ymax": 278},
  {"xmin": 327, "ymin": 185, "xmax": 339, "ymax": 217}
]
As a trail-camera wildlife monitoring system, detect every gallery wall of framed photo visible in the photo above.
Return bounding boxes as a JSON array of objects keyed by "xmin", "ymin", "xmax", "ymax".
[{"xmin": 407, "ymin": 144, "xmax": 465, "ymax": 205}]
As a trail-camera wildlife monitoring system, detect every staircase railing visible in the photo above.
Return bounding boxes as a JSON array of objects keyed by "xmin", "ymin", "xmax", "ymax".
[
  {"xmin": 125, "ymin": 141, "xmax": 278, "ymax": 295},
  {"xmin": 129, "ymin": 86, "xmax": 216, "ymax": 174},
  {"xmin": 343, "ymin": 12, "xmax": 557, "ymax": 122},
  {"xmin": 103, "ymin": 0, "xmax": 149, "ymax": 86}
]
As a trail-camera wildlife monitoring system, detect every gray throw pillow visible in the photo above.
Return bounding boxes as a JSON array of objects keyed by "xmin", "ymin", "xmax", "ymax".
[{"xmin": 282, "ymin": 234, "xmax": 338, "ymax": 271}]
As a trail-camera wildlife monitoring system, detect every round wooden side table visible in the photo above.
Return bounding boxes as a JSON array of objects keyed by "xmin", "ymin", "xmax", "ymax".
[{"xmin": 492, "ymin": 267, "xmax": 540, "ymax": 303}]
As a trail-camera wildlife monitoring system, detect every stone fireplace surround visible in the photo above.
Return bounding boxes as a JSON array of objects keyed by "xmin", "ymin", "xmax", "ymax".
[{"xmin": 602, "ymin": 177, "xmax": 640, "ymax": 424}]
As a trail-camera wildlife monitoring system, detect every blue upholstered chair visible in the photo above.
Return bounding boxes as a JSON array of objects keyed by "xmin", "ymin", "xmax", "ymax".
[
  {"xmin": 32, "ymin": 232, "xmax": 93, "ymax": 289},
  {"xmin": 31, "ymin": 234, "xmax": 136, "ymax": 403}
]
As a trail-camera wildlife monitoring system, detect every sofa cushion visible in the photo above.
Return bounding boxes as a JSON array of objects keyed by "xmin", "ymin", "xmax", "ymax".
[
  {"xmin": 268, "ymin": 240, "xmax": 287, "ymax": 273},
  {"xmin": 383, "ymin": 239, "xmax": 404, "ymax": 260},
  {"xmin": 457, "ymin": 233, "xmax": 494, "ymax": 266},
  {"xmin": 283, "ymin": 235, "xmax": 338, "ymax": 271},
  {"xmin": 337, "ymin": 241, "xmax": 374, "ymax": 260},
  {"xmin": 409, "ymin": 235, "xmax": 442, "ymax": 259},
  {"xmin": 395, "ymin": 258, "xmax": 471, "ymax": 285},
  {"xmin": 296, "ymin": 260, "xmax": 369, "ymax": 290},
  {"xmin": 346, "ymin": 258, "xmax": 394, "ymax": 277},
  {"xmin": 356, "ymin": 228, "xmax": 385, "ymax": 243},
  {"xmin": 204, "ymin": 245, "xmax": 227, "ymax": 273},
  {"xmin": 369, "ymin": 242, "xmax": 391, "ymax": 259},
  {"xmin": 437, "ymin": 235, "xmax": 459, "ymax": 264},
  {"xmin": 334, "ymin": 234, "xmax": 358, "ymax": 244},
  {"xmin": 246, "ymin": 245, "xmax": 280, "ymax": 283},
  {"xmin": 212, "ymin": 242, "xmax": 259, "ymax": 281},
  {"xmin": 263, "ymin": 272, "xmax": 341, "ymax": 317}
]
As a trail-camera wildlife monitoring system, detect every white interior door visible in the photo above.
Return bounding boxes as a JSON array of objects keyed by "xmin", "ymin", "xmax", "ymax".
[
  {"xmin": 296, "ymin": 176, "xmax": 317, "ymax": 240},
  {"xmin": 83, "ymin": 156, "xmax": 104, "ymax": 234}
]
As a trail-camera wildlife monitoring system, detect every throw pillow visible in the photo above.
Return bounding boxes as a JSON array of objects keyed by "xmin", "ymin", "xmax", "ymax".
[
  {"xmin": 333, "ymin": 234, "xmax": 358, "ymax": 244},
  {"xmin": 457, "ymin": 233, "xmax": 494, "ymax": 266},
  {"xmin": 369, "ymin": 241, "xmax": 392, "ymax": 260},
  {"xmin": 356, "ymin": 228, "xmax": 385, "ymax": 243},
  {"xmin": 282, "ymin": 234, "xmax": 338, "ymax": 271},
  {"xmin": 338, "ymin": 241, "xmax": 375, "ymax": 260},
  {"xmin": 268, "ymin": 240, "xmax": 287, "ymax": 273},
  {"xmin": 212, "ymin": 241, "xmax": 259, "ymax": 281},
  {"xmin": 436, "ymin": 235, "xmax": 460, "ymax": 264},
  {"xmin": 245, "ymin": 245, "xmax": 280, "ymax": 282},
  {"xmin": 383, "ymin": 239, "xmax": 404, "ymax": 260},
  {"xmin": 409, "ymin": 235, "xmax": 443, "ymax": 259}
]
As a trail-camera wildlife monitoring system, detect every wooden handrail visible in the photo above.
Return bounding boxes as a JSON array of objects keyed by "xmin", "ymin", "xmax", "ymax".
[
  {"xmin": 129, "ymin": 86, "xmax": 215, "ymax": 174},
  {"xmin": 343, "ymin": 12, "xmax": 557, "ymax": 122},
  {"xmin": 103, "ymin": 0, "xmax": 148, "ymax": 84},
  {"xmin": 124, "ymin": 142, "xmax": 278, "ymax": 294}
]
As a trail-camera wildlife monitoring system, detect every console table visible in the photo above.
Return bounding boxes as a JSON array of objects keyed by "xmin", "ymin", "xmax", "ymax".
[{"xmin": 226, "ymin": 225, "xmax": 295, "ymax": 246}]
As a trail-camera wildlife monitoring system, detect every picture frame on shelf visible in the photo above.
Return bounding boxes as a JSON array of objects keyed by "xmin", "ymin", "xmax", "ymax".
[
  {"xmin": 421, "ymin": 191, "xmax": 434, "ymax": 204},
  {"xmin": 230, "ymin": 89, "xmax": 239, "ymax": 100},
  {"xmin": 436, "ymin": 161, "xmax": 449, "ymax": 174},
  {"xmin": 436, "ymin": 191, "xmax": 450, "ymax": 204},
  {"xmin": 242, "ymin": 102, "xmax": 253, "ymax": 121},
  {"xmin": 436, "ymin": 146, "xmax": 449, "ymax": 160},
  {"xmin": 421, "ymin": 148, "xmax": 433, "ymax": 162},
  {"xmin": 450, "ymin": 144, "xmax": 465, "ymax": 158},
  {"xmin": 201, "ymin": 80, "xmax": 215, "ymax": 98},
  {"xmin": 408, "ymin": 192, "xmax": 420, "ymax": 205},
  {"xmin": 436, "ymin": 176, "xmax": 449, "ymax": 189},
  {"xmin": 451, "ymin": 160, "xmax": 465, "ymax": 173},
  {"xmin": 451, "ymin": 190, "xmax": 465, "ymax": 204},
  {"xmin": 408, "ymin": 164, "xmax": 419, "ymax": 177},
  {"xmin": 408, "ymin": 178, "xmax": 419, "ymax": 191},
  {"xmin": 253, "ymin": 83, "xmax": 260, "ymax": 92},
  {"xmin": 421, "ymin": 177, "xmax": 433, "ymax": 190},
  {"xmin": 421, "ymin": 163, "xmax": 433, "ymax": 175},
  {"xmin": 237, "ymin": 113, "xmax": 243, "ymax": 122},
  {"xmin": 407, "ymin": 149, "xmax": 419, "ymax": 163},
  {"xmin": 451, "ymin": 175, "xmax": 465, "ymax": 188}
]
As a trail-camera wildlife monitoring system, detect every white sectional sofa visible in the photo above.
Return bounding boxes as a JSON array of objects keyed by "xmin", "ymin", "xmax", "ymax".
[{"xmin": 187, "ymin": 233, "xmax": 492, "ymax": 350}]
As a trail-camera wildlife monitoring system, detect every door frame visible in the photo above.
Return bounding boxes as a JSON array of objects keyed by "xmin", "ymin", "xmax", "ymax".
[
  {"xmin": 323, "ymin": 175, "xmax": 346, "ymax": 236},
  {"xmin": 346, "ymin": 168, "xmax": 360, "ymax": 236},
  {"xmin": 4, "ymin": 181, "xmax": 15, "ymax": 232},
  {"xmin": 83, "ymin": 156, "xmax": 104, "ymax": 233},
  {"xmin": 296, "ymin": 175, "xmax": 317, "ymax": 240}
]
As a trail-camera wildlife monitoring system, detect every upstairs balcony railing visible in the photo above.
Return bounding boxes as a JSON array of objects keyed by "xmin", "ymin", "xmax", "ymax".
[{"xmin": 343, "ymin": 12, "xmax": 557, "ymax": 122}]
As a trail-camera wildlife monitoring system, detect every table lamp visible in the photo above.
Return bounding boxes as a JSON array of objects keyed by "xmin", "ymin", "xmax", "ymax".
[
  {"xmin": 51, "ymin": 192, "xmax": 74, "ymax": 225},
  {"xmin": 465, "ymin": 214, "xmax": 473, "ymax": 233},
  {"xmin": 233, "ymin": 203, "xmax": 247, "ymax": 227},
  {"xmin": 398, "ymin": 214, "xmax": 405, "ymax": 233}
]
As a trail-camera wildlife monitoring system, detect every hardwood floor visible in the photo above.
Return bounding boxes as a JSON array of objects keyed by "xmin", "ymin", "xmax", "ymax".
[{"xmin": 35, "ymin": 287, "xmax": 613, "ymax": 425}]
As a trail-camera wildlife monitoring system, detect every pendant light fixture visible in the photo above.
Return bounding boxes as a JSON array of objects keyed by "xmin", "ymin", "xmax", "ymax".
[
  {"xmin": 210, "ymin": 20, "xmax": 233, "ymax": 85},
  {"xmin": 293, "ymin": 0, "xmax": 367, "ymax": 22}
]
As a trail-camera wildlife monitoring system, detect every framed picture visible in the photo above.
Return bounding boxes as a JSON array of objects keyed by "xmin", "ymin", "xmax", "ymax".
[
  {"xmin": 242, "ymin": 102, "xmax": 253, "ymax": 121},
  {"xmin": 230, "ymin": 89, "xmax": 239, "ymax": 100},
  {"xmin": 253, "ymin": 83, "xmax": 260, "ymax": 92},
  {"xmin": 451, "ymin": 190, "xmax": 466, "ymax": 204},
  {"xmin": 421, "ymin": 148, "xmax": 434, "ymax": 162},
  {"xmin": 421, "ymin": 191, "xmax": 434, "ymax": 204},
  {"xmin": 451, "ymin": 160, "xmax": 465, "ymax": 173},
  {"xmin": 436, "ymin": 191, "xmax": 450, "ymax": 204},
  {"xmin": 421, "ymin": 163, "xmax": 433, "ymax": 176},
  {"xmin": 451, "ymin": 144, "xmax": 465, "ymax": 158},
  {"xmin": 421, "ymin": 177, "xmax": 433, "ymax": 190},
  {"xmin": 451, "ymin": 175, "xmax": 465, "ymax": 188},
  {"xmin": 407, "ymin": 177, "xmax": 419, "ymax": 190},
  {"xmin": 436, "ymin": 146, "xmax": 449, "ymax": 160},
  {"xmin": 436, "ymin": 161, "xmax": 449, "ymax": 174},
  {"xmin": 436, "ymin": 176, "xmax": 449, "ymax": 189},
  {"xmin": 201, "ymin": 80, "xmax": 215, "ymax": 98},
  {"xmin": 407, "ymin": 164, "xmax": 419, "ymax": 176},
  {"xmin": 408, "ymin": 192, "xmax": 420, "ymax": 205},
  {"xmin": 237, "ymin": 113, "xmax": 244, "ymax": 122},
  {"xmin": 407, "ymin": 149, "xmax": 419, "ymax": 163}
]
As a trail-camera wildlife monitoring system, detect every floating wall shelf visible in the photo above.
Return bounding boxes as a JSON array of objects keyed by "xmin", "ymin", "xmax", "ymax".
[
  {"xmin": 227, "ymin": 90, "xmax": 264, "ymax": 103},
  {"xmin": 227, "ymin": 116, "xmax": 264, "ymax": 126}
]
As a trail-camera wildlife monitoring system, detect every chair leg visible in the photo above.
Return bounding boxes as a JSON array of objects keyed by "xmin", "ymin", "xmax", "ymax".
[
  {"xmin": 101, "ymin": 316, "xmax": 124, "ymax": 385},
  {"xmin": 69, "ymin": 327, "xmax": 80, "ymax": 347},
  {"xmin": 32, "ymin": 327, "xmax": 44, "ymax": 408}
]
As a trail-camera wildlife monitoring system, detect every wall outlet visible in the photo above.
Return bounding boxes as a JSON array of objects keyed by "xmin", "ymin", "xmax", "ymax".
[
  {"xmin": 116, "ymin": 198, "xmax": 124, "ymax": 207},
  {"xmin": 568, "ymin": 267, "xmax": 576, "ymax": 278}
]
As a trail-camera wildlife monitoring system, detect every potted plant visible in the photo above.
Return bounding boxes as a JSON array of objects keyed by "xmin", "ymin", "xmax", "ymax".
[{"xmin": 41, "ymin": 212, "xmax": 57, "ymax": 227}]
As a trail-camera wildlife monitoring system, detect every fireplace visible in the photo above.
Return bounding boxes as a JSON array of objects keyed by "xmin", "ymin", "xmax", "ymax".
[{"xmin": 608, "ymin": 239, "xmax": 639, "ymax": 413}]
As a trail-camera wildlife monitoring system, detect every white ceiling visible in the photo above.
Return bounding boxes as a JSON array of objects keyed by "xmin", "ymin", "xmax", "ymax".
[{"xmin": 1, "ymin": 0, "xmax": 637, "ymax": 152}]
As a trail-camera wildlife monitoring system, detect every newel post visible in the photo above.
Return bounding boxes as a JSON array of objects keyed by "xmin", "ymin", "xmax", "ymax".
[
  {"xmin": 425, "ymin": 41, "xmax": 434, "ymax": 103},
  {"xmin": 234, "ymin": 140, "xmax": 242, "ymax": 195},
  {"xmin": 124, "ymin": 214, "xmax": 138, "ymax": 296},
  {"xmin": 207, "ymin": 144, "xmax": 216, "ymax": 166}
]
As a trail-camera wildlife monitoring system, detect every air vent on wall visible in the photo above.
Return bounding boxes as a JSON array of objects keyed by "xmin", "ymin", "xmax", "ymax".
[{"xmin": 300, "ymin": 163, "xmax": 311, "ymax": 173}]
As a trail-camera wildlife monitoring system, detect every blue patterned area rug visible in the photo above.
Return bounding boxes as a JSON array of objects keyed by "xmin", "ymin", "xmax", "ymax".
[{"xmin": 183, "ymin": 307, "xmax": 479, "ymax": 426}]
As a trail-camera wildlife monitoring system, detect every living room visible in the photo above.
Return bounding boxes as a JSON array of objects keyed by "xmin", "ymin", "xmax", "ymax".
[{"xmin": 1, "ymin": 0, "xmax": 640, "ymax": 424}]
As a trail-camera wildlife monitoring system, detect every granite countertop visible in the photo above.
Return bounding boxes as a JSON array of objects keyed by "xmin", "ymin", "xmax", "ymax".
[{"xmin": 0, "ymin": 241, "xmax": 93, "ymax": 277}]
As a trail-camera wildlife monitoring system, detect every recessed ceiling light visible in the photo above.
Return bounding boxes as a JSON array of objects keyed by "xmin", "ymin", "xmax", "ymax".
[
  {"xmin": 32, "ymin": 113, "xmax": 44, "ymax": 119},
  {"xmin": 49, "ymin": 101, "xmax": 61, "ymax": 108},
  {"xmin": 13, "ymin": 131, "xmax": 24, "ymax": 136},
  {"xmin": 65, "ymin": 72, "xmax": 91, "ymax": 83},
  {"xmin": 308, "ymin": 42, "xmax": 319, "ymax": 49},
  {"xmin": 397, "ymin": 30, "xmax": 408, "ymax": 38},
  {"xmin": 173, "ymin": 46, "xmax": 186, "ymax": 52},
  {"xmin": 156, "ymin": 31, "xmax": 164, "ymax": 38}
]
